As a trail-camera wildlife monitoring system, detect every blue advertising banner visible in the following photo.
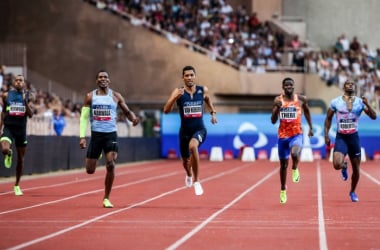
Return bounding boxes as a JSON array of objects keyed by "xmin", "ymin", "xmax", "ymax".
[{"xmin": 161, "ymin": 113, "xmax": 380, "ymax": 159}]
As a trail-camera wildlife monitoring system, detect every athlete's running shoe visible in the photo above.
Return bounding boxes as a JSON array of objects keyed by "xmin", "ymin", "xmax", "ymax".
[
  {"xmin": 4, "ymin": 150, "xmax": 12, "ymax": 168},
  {"xmin": 341, "ymin": 162, "xmax": 348, "ymax": 181},
  {"xmin": 185, "ymin": 175, "xmax": 193, "ymax": 188},
  {"xmin": 103, "ymin": 198, "xmax": 114, "ymax": 208},
  {"xmin": 349, "ymin": 192, "xmax": 359, "ymax": 202},
  {"xmin": 280, "ymin": 190, "xmax": 287, "ymax": 204},
  {"xmin": 292, "ymin": 168, "xmax": 300, "ymax": 183},
  {"xmin": 194, "ymin": 181, "xmax": 204, "ymax": 196},
  {"xmin": 14, "ymin": 185, "xmax": 23, "ymax": 196}
]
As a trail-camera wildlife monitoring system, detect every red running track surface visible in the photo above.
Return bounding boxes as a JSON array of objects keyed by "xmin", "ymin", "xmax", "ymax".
[{"xmin": 0, "ymin": 159, "xmax": 379, "ymax": 250}]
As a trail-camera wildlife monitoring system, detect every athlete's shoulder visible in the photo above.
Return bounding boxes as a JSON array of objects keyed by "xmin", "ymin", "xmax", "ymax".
[
  {"xmin": 329, "ymin": 96, "xmax": 342, "ymax": 108},
  {"xmin": 196, "ymin": 84, "xmax": 205, "ymax": 90},
  {"xmin": 297, "ymin": 94, "xmax": 308, "ymax": 103},
  {"xmin": 331, "ymin": 95, "xmax": 341, "ymax": 103},
  {"xmin": 274, "ymin": 94, "xmax": 282, "ymax": 99},
  {"xmin": 196, "ymin": 85, "xmax": 205, "ymax": 92}
]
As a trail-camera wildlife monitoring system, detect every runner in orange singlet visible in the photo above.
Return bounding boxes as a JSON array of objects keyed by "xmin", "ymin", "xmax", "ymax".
[{"xmin": 271, "ymin": 77, "xmax": 313, "ymax": 204}]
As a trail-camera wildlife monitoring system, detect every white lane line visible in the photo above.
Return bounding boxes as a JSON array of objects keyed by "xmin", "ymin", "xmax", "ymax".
[
  {"xmin": 317, "ymin": 161, "xmax": 328, "ymax": 250},
  {"xmin": 0, "ymin": 164, "xmax": 164, "ymax": 196},
  {"xmin": 6, "ymin": 186, "xmax": 186, "ymax": 250},
  {"xmin": 361, "ymin": 169, "xmax": 380, "ymax": 185},
  {"xmin": 165, "ymin": 168, "xmax": 278, "ymax": 250},
  {"xmin": 0, "ymin": 171, "xmax": 179, "ymax": 215},
  {"xmin": 6, "ymin": 163, "xmax": 254, "ymax": 250}
]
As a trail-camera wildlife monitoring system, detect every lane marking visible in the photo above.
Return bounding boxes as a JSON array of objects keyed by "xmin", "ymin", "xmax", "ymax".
[
  {"xmin": 5, "ymin": 163, "xmax": 256, "ymax": 249},
  {"xmin": 0, "ymin": 163, "xmax": 166, "ymax": 196},
  {"xmin": 166, "ymin": 168, "xmax": 278, "ymax": 250},
  {"xmin": 0, "ymin": 171, "xmax": 179, "ymax": 215},
  {"xmin": 317, "ymin": 161, "xmax": 328, "ymax": 250},
  {"xmin": 361, "ymin": 169, "xmax": 380, "ymax": 185}
]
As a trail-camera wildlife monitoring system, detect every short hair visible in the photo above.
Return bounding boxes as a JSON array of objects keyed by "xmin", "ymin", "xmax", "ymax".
[
  {"xmin": 182, "ymin": 66, "xmax": 195, "ymax": 76},
  {"xmin": 96, "ymin": 69, "xmax": 108, "ymax": 79},
  {"xmin": 345, "ymin": 79, "xmax": 355, "ymax": 85},
  {"xmin": 282, "ymin": 77, "xmax": 294, "ymax": 85}
]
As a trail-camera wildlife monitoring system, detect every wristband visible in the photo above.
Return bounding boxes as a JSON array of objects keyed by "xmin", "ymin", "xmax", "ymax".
[{"xmin": 210, "ymin": 111, "xmax": 216, "ymax": 115}]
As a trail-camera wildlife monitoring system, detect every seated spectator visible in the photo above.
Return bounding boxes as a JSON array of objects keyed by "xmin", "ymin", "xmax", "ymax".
[
  {"xmin": 350, "ymin": 36, "xmax": 361, "ymax": 54},
  {"xmin": 290, "ymin": 35, "xmax": 301, "ymax": 50}
]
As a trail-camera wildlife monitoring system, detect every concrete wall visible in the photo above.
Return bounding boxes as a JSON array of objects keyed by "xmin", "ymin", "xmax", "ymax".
[{"xmin": 282, "ymin": 0, "xmax": 380, "ymax": 50}]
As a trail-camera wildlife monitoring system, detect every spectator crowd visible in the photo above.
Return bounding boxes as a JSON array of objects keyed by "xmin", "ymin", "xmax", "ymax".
[
  {"xmin": 84, "ymin": 0, "xmax": 380, "ymax": 109},
  {"xmin": 305, "ymin": 33, "xmax": 380, "ymax": 109},
  {"xmin": 2, "ymin": 0, "xmax": 379, "ymax": 119}
]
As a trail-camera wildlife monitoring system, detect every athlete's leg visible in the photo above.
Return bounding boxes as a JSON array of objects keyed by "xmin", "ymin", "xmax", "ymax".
[
  {"xmin": 290, "ymin": 145, "xmax": 301, "ymax": 169},
  {"xmin": 189, "ymin": 138, "xmax": 200, "ymax": 182},
  {"xmin": 332, "ymin": 133, "xmax": 348, "ymax": 170},
  {"xmin": 332, "ymin": 151, "xmax": 346, "ymax": 170},
  {"xmin": 85, "ymin": 158, "xmax": 98, "ymax": 174},
  {"xmin": 278, "ymin": 138, "xmax": 290, "ymax": 190},
  {"xmin": 0, "ymin": 139, "xmax": 11, "ymax": 156},
  {"xmin": 279, "ymin": 158, "xmax": 289, "ymax": 190},
  {"xmin": 182, "ymin": 157, "xmax": 192, "ymax": 177},
  {"xmin": 349, "ymin": 156, "xmax": 361, "ymax": 193},
  {"xmin": 15, "ymin": 147, "xmax": 26, "ymax": 186},
  {"xmin": 104, "ymin": 151, "xmax": 116, "ymax": 200}
]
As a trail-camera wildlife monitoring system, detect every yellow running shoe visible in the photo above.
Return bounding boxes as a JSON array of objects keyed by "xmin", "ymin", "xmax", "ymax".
[
  {"xmin": 14, "ymin": 185, "xmax": 23, "ymax": 196},
  {"xmin": 103, "ymin": 198, "xmax": 113, "ymax": 208},
  {"xmin": 292, "ymin": 168, "xmax": 300, "ymax": 183},
  {"xmin": 280, "ymin": 190, "xmax": 287, "ymax": 204},
  {"xmin": 4, "ymin": 150, "xmax": 12, "ymax": 168}
]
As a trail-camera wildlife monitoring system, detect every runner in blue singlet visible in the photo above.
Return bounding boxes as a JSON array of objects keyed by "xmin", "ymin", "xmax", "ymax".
[
  {"xmin": 324, "ymin": 79, "xmax": 377, "ymax": 202},
  {"xmin": 79, "ymin": 70, "xmax": 139, "ymax": 208},
  {"xmin": 163, "ymin": 66, "xmax": 217, "ymax": 196}
]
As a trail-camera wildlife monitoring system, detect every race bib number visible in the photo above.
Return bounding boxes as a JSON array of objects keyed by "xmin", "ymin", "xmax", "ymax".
[
  {"xmin": 93, "ymin": 105, "xmax": 111, "ymax": 121},
  {"xmin": 338, "ymin": 118, "xmax": 357, "ymax": 133},
  {"xmin": 279, "ymin": 107, "xmax": 297, "ymax": 122},
  {"xmin": 9, "ymin": 103, "xmax": 26, "ymax": 116},
  {"xmin": 183, "ymin": 105, "xmax": 202, "ymax": 118}
]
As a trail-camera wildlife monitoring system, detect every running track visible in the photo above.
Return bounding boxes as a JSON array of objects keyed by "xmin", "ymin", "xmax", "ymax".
[{"xmin": 0, "ymin": 158, "xmax": 379, "ymax": 250}]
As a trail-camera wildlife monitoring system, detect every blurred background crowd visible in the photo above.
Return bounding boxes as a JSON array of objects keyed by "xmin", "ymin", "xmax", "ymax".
[{"xmin": 1, "ymin": 0, "xmax": 379, "ymax": 136}]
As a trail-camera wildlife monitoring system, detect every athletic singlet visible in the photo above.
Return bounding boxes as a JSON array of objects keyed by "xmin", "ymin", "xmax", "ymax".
[
  {"xmin": 4, "ymin": 90, "xmax": 28, "ymax": 128},
  {"xmin": 90, "ymin": 89, "xmax": 117, "ymax": 133},
  {"xmin": 176, "ymin": 85, "xmax": 205, "ymax": 131},
  {"xmin": 278, "ymin": 94, "xmax": 302, "ymax": 138},
  {"xmin": 330, "ymin": 96, "xmax": 364, "ymax": 134}
]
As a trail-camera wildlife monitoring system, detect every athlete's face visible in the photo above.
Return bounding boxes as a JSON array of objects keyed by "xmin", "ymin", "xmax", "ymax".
[
  {"xmin": 96, "ymin": 72, "xmax": 110, "ymax": 89},
  {"xmin": 343, "ymin": 80, "xmax": 355, "ymax": 94},
  {"xmin": 182, "ymin": 70, "xmax": 196, "ymax": 88},
  {"xmin": 282, "ymin": 80, "xmax": 294, "ymax": 95},
  {"xmin": 13, "ymin": 75, "xmax": 25, "ymax": 91}
]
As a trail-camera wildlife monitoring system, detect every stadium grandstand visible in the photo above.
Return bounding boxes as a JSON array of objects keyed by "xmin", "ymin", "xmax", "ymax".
[{"xmin": 0, "ymin": 0, "xmax": 379, "ymax": 170}]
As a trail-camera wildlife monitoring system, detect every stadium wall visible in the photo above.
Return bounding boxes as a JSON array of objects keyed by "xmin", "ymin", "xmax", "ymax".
[{"xmin": 282, "ymin": 0, "xmax": 380, "ymax": 50}]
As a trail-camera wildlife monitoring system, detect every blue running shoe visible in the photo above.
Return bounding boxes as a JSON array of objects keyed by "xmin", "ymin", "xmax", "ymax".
[
  {"xmin": 350, "ymin": 192, "xmax": 359, "ymax": 202},
  {"xmin": 341, "ymin": 162, "xmax": 348, "ymax": 181}
]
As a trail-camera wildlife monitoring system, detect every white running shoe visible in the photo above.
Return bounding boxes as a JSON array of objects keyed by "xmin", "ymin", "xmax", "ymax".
[
  {"xmin": 185, "ymin": 175, "xmax": 193, "ymax": 188},
  {"xmin": 194, "ymin": 181, "xmax": 204, "ymax": 196}
]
